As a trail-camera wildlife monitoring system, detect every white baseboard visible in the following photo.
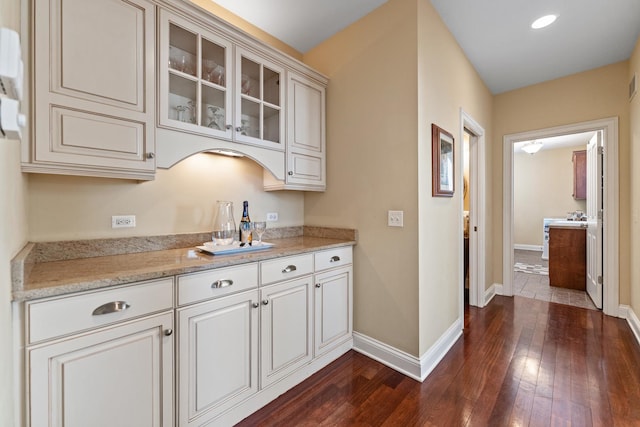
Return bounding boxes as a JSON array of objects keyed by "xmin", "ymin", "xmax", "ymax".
[
  {"xmin": 493, "ymin": 283, "xmax": 505, "ymax": 296},
  {"xmin": 621, "ymin": 305, "xmax": 640, "ymax": 347},
  {"xmin": 484, "ymin": 284, "xmax": 496, "ymax": 305},
  {"xmin": 353, "ymin": 319, "xmax": 462, "ymax": 382},
  {"xmin": 514, "ymin": 244, "xmax": 543, "ymax": 252}
]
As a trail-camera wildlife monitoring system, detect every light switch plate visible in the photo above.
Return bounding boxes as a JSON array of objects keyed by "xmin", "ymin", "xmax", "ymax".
[{"xmin": 388, "ymin": 210, "xmax": 403, "ymax": 227}]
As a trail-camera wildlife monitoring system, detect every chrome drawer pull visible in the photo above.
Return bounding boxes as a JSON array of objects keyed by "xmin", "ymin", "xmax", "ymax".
[
  {"xmin": 282, "ymin": 265, "xmax": 297, "ymax": 273},
  {"xmin": 330, "ymin": 256, "xmax": 341, "ymax": 262},
  {"xmin": 212, "ymin": 279, "xmax": 234, "ymax": 289},
  {"xmin": 92, "ymin": 301, "xmax": 130, "ymax": 316}
]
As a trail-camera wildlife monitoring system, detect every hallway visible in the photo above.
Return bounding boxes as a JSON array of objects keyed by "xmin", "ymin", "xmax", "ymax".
[{"xmin": 238, "ymin": 296, "xmax": 640, "ymax": 426}]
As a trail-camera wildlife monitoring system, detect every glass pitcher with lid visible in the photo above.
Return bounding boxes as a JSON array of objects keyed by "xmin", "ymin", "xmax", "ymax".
[{"xmin": 212, "ymin": 201, "xmax": 236, "ymax": 245}]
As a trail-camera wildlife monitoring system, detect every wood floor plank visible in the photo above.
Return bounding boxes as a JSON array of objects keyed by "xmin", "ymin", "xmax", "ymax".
[{"xmin": 237, "ymin": 296, "xmax": 640, "ymax": 426}]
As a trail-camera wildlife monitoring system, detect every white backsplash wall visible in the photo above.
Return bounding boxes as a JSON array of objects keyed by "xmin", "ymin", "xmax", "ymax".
[{"xmin": 28, "ymin": 153, "xmax": 304, "ymax": 242}]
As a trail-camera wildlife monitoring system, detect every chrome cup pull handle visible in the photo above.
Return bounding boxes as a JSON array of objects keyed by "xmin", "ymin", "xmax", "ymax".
[
  {"xmin": 282, "ymin": 265, "xmax": 297, "ymax": 274},
  {"xmin": 212, "ymin": 279, "xmax": 234, "ymax": 289},
  {"xmin": 92, "ymin": 301, "xmax": 130, "ymax": 316},
  {"xmin": 330, "ymin": 256, "xmax": 341, "ymax": 263}
]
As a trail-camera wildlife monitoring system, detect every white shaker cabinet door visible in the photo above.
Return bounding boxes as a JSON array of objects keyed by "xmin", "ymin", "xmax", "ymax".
[
  {"xmin": 260, "ymin": 276, "xmax": 313, "ymax": 387},
  {"xmin": 314, "ymin": 267, "xmax": 353, "ymax": 357},
  {"xmin": 28, "ymin": 312, "xmax": 174, "ymax": 427},
  {"xmin": 177, "ymin": 290, "xmax": 259, "ymax": 426}
]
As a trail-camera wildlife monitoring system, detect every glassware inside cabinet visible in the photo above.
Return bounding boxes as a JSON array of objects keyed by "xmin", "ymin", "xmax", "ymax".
[
  {"xmin": 202, "ymin": 85, "xmax": 226, "ymax": 130},
  {"xmin": 169, "ymin": 74, "xmax": 197, "ymax": 123},
  {"xmin": 240, "ymin": 99, "xmax": 259, "ymax": 138},
  {"xmin": 169, "ymin": 24, "xmax": 197, "ymax": 77},
  {"xmin": 202, "ymin": 38, "xmax": 226, "ymax": 86},
  {"xmin": 241, "ymin": 57, "xmax": 260, "ymax": 98}
]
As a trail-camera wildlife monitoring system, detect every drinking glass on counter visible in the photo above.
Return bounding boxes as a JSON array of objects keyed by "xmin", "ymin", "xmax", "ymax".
[{"xmin": 252, "ymin": 221, "xmax": 267, "ymax": 245}]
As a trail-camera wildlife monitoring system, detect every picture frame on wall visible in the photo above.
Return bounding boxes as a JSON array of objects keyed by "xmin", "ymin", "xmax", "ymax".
[{"xmin": 432, "ymin": 123, "xmax": 455, "ymax": 197}]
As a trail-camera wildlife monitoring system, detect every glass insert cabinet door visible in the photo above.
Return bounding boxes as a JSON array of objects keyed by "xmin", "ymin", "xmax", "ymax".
[
  {"xmin": 234, "ymin": 48, "xmax": 285, "ymax": 151},
  {"xmin": 159, "ymin": 11, "xmax": 233, "ymax": 139}
]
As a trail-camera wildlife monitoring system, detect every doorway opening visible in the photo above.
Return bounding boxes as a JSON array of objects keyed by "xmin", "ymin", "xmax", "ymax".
[
  {"xmin": 511, "ymin": 131, "xmax": 600, "ymax": 310},
  {"xmin": 460, "ymin": 109, "xmax": 486, "ymax": 319},
  {"xmin": 502, "ymin": 117, "xmax": 620, "ymax": 317}
]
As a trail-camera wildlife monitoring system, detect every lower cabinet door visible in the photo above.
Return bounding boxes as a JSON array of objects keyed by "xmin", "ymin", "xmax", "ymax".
[
  {"xmin": 315, "ymin": 267, "xmax": 353, "ymax": 356},
  {"xmin": 177, "ymin": 290, "xmax": 259, "ymax": 426},
  {"xmin": 28, "ymin": 312, "xmax": 174, "ymax": 427},
  {"xmin": 260, "ymin": 276, "xmax": 313, "ymax": 387}
]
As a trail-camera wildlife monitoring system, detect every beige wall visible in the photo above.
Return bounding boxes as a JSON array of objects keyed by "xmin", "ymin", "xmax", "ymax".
[
  {"xmin": 415, "ymin": 0, "xmax": 493, "ymax": 355},
  {"xmin": 303, "ymin": 0, "xmax": 420, "ymax": 355},
  {"xmin": 28, "ymin": 154, "xmax": 303, "ymax": 241},
  {"xmin": 0, "ymin": 0, "xmax": 28, "ymax": 425},
  {"xmin": 303, "ymin": 0, "xmax": 493, "ymax": 357},
  {"xmin": 514, "ymin": 146, "xmax": 587, "ymax": 247},
  {"xmin": 493, "ymin": 61, "xmax": 631, "ymax": 304},
  {"xmin": 630, "ymin": 36, "xmax": 640, "ymax": 317}
]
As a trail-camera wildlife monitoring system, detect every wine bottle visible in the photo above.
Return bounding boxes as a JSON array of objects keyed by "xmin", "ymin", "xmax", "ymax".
[{"xmin": 239, "ymin": 200, "xmax": 252, "ymax": 244}]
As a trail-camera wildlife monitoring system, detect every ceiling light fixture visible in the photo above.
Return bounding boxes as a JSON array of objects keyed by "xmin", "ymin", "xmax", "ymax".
[
  {"xmin": 522, "ymin": 140, "xmax": 544, "ymax": 155},
  {"xmin": 531, "ymin": 14, "xmax": 557, "ymax": 29}
]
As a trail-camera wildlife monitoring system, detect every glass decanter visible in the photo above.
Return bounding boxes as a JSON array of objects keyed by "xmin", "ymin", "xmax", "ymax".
[{"xmin": 212, "ymin": 201, "xmax": 236, "ymax": 245}]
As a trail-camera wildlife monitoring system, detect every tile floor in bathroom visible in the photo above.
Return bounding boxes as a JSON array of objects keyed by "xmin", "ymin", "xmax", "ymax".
[{"xmin": 513, "ymin": 249, "xmax": 597, "ymax": 310}]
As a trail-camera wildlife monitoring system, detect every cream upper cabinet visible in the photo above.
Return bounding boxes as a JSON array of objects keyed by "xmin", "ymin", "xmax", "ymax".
[
  {"xmin": 234, "ymin": 48, "xmax": 285, "ymax": 151},
  {"xmin": 26, "ymin": 0, "xmax": 156, "ymax": 180},
  {"xmin": 264, "ymin": 71, "xmax": 326, "ymax": 191},
  {"xmin": 158, "ymin": 11, "xmax": 285, "ymax": 151},
  {"xmin": 158, "ymin": 10, "xmax": 233, "ymax": 140}
]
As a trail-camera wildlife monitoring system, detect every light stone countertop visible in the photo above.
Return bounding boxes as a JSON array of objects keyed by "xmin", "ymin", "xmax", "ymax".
[{"xmin": 12, "ymin": 227, "xmax": 356, "ymax": 302}]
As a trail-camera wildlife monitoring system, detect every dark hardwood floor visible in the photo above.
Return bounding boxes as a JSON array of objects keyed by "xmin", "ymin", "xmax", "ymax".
[{"xmin": 237, "ymin": 296, "xmax": 640, "ymax": 426}]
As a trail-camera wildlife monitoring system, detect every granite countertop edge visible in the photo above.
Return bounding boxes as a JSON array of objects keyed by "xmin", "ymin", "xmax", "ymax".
[{"xmin": 12, "ymin": 227, "xmax": 357, "ymax": 302}]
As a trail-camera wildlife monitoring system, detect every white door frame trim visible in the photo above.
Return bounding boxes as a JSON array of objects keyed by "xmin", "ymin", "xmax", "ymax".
[
  {"xmin": 502, "ymin": 117, "xmax": 620, "ymax": 317},
  {"xmin": 460, "ymin": 109, "xmax": 486, "ymax": 311}
]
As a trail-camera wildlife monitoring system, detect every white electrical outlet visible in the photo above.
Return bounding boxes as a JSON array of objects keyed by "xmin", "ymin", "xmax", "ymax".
[
  {"xmin": 112, "ymin": 215, "xmax": 136, "ymax": 228},
  {"xmin": 388, "ymin": 210, "xmax": 404, "ymax": 227},
  {"xmin": 266, "ymin": 212, "xmax": 278, "ymax": 221}
]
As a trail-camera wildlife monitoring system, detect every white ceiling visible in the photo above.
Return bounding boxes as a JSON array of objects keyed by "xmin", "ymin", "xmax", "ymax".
[
  {"xmin": 430, "ymin": 0, "xmax": 640, "ymax": 94},
  {"xmin": 210, "ymin": 0, "xmax": 387, "ymax": 53},
  {"xmin": 211, "ymin": 0, "xmax": 640, "ymax": 95}
]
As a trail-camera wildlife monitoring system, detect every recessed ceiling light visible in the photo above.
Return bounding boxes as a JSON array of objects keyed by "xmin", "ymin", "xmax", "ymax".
[{"xmin": 531, "ymin": 14, "xmax": 557, "ymax": 29}]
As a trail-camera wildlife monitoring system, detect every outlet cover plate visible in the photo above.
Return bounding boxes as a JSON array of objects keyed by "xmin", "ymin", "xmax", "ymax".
[
  {"xmin": 266, "ymin": 212, "xmax": 278, "ymax": 221},
  {"xmin": 112, "ymin": 215, "xmax": 136, "ymax": 228},
  {"xmin": 388, "ymin": 210, "xmax": 404, "ymax": 227}
]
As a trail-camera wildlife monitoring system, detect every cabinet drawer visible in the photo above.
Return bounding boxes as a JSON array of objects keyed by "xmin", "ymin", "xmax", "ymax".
[
  {"xmin": 27, "ymin": 278, "xmax": 174, "ymax": 344},
  {"xmin": 177, "ymin": 263, "xmax": 258, "ymax": 306},
  {"xmin": 314, "ymin": 246, "xmax": 353, "ymax": 272},
  {"xmin": 260, "ymin": 254, "xmax": 313, "ymax": 285}
]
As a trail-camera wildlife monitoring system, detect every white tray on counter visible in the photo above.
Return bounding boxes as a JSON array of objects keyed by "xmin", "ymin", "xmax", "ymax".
[{"xmin": 196, "ymin": 241, "xmax": 274, "ymax": 255}]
